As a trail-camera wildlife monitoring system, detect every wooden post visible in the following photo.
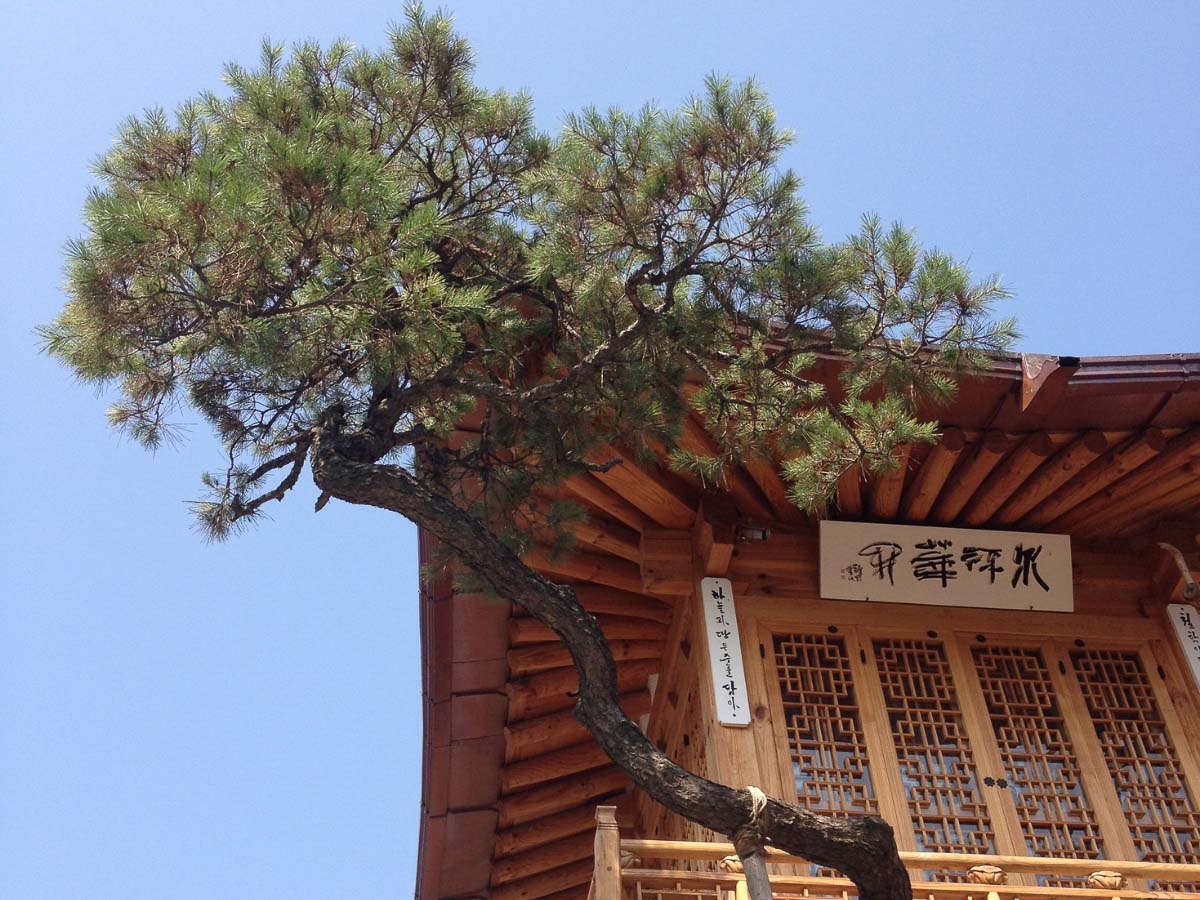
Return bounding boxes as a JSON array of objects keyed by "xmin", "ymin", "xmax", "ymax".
[{"xmin": 593, "ymin": 805, "xmax": 622, "ymax": 900}]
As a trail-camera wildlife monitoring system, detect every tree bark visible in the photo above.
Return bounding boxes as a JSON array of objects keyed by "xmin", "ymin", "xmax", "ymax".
[{"xmin": 310, "ymin": 426, "xmax": 911, "ymax": 900}]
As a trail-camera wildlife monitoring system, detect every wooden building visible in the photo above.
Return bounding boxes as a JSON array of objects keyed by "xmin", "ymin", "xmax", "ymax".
[{"xmin": 416, "ymin": 351, "xmax": 1200, "ymax": 900}]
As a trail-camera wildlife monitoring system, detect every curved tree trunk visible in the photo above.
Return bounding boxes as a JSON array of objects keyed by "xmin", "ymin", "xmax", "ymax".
[{"xmin": 311, "ymin": 427, "xmax": 911, "ymax": 900}]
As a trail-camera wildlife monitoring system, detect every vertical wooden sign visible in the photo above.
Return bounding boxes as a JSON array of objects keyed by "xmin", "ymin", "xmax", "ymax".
[
  {"xmin": 700, "ymin": 577, "xmax": 751, "ymax": 726},
  {"xmin": 1167, "ymin": 603, "xmax": 1200, "ymax": 691}
]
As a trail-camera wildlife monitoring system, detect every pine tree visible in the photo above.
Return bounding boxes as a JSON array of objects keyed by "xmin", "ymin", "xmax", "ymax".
[{"xmin": 43, "ymin": 9, "xmax": 1014, "ymax": 898}]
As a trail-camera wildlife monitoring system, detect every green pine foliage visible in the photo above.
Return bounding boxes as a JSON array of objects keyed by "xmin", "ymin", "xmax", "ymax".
[{"xmin": 43, "ymin": 5, "xmax": 1016, "ymax": 541}]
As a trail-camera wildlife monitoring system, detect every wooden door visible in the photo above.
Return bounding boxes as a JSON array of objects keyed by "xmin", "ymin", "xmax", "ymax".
[{"xmin": 760, "ymin": 619, "xmax": 1200, "ymax": 880}]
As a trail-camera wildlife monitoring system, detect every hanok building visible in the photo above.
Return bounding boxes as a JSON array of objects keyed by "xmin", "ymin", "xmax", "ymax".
[{"xmin": 416, "ymin": 351, "xmax": 1200, "ymax": 900}]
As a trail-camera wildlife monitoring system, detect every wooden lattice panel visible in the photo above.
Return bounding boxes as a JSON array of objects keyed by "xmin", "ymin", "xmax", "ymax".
[
  {"xmin": 774, "ymin": 633, "xmax": 878, "ymax": 818},
  {"xmin": 972, "ymin": 644, "xmax": 1104, "ymax": 885},
  {"xmin": 873, "ymin": 638, "xmax": 996, "ymax": 857},
  {"xmin": 1070, "ymin": 648, "xmax": 1200, "ymax": 875}
]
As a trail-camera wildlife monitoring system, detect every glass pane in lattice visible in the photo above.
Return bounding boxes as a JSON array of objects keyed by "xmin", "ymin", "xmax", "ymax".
[
  {"xmin": 1070, "ymin": 648, "xmax": 1200, "ymax": 876},
  {"xmin": 773, "ymin": 633, "xmax": 877, "ymax": 817},
  {"xmin": 972, "ymin": 644, "xmax": 1104, "ymax": 880},
  {"xmin": 873, "ymin": 638, "xmax": 996, "ymax": 856}
]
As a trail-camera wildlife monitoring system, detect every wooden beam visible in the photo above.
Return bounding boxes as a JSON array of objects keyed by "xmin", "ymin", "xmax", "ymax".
[
  {"xmin": 508, "ymin": 640, "xmax": 663, "ymax": 678},
  {"xmin": 509, "ymin": 616, "xmax": 667, "ymax": 646},
  {"xmin": 569, "ymin": 584, "xmax": 672, "ymax": 622},
  {"xmin": 692, "ymin": 495, "xmax": 738, "ymax": 577},
  {"xmin": 528, "ymin": 493, "xmax": 641, "ymax": 561},
  {"xmin": 493, "ymin": 798, "xmax": 634, "ymax": 859},
  {"xmin": 867, "ymin": 443, "xmax": 912, "ymax": 521},
  {"xmin": 589, "ymin": 445, "xmax": 695, "ymax": 528},
  {"xmin": 523, "ymin": 546, "xmax": 646, "ymax": 595},
  {"xmin": 562, "ymin": 518, "xmax": 641, "ymax": 563},
  {"xmin": 960, "ymin": 431, "xmax": 1055, "ymax": 526},
  {"xmin": 899, "ymin": 428, "xmax": 966, "ymax": 522},
  {"xmin": 560, "ymin": 475, "xmax": 647, "ymax": 533},
  {"xmin": 489, "ymin": 859, "xmax": 594, "ymax": 900},
  {"xmin": 497, "ymin": 766, "xmax": 629, "ymax": 828},
  {"xmin": 491, "ymin": 831, "xmax": 595, "ymax": 886},
  {"xmin": 501, "ymin": 742, "xmax": 614, "ymax": 794},
  {"xmin": 506, "ymin": 659, "xmax": 659, "ymax": 721},
  {"xmin": 930, "ymin": 431, "xmax": 1009, "ymax": 523},
  {"xmin": 640, "ymin": 528, "xmax": 694, "ymax": 595},
  {"xmin": 1020, "ymin": 428, "xmax": 1167, "ymax": 527},
  {"xmin": 727, "ymin": 533, "xmax": 818, "ymax": 580},
  {"xmin": 504, "ymin": 691, "xmax": 652, "ymax": 763},
  {"xmin": 993, "ymin": 430, "xmax": 1108, "ymax": 525},
  {"xmin": 1047, "ymin": 428, "xmax": 1200, "ymax": 532}
]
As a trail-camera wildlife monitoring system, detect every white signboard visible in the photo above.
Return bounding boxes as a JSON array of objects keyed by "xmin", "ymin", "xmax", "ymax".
[
  {"xmin": 700, "ymin": 577, "xmax": 751, "ymax": 726},
  {"xmin": 820, "ymin": 520, "xmax": 1073, "ymax": 612},
  {"xmin": 1167, "ymin": 604, "xmax": 1200, "ymax": 691}
]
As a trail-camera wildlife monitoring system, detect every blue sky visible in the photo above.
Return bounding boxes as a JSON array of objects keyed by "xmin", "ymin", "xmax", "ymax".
[{"xmin": 1, "ymin": 2, "xmax": 1197, "ymax": 898}]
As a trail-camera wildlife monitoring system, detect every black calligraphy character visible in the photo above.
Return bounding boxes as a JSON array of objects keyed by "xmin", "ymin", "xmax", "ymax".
[
  {"xmin": 911, "ymin": 538, "xmax": 957, "ymax": 587},
  {"xmin": 722, "ymin": 680, "xmax": 740, "ymax": 711},
  {"xmin": 858, "ymin": 542, "xmax": 903, "ymax": 585},
  {"xmin": 1011, "ymin": 543, "xmax": 1050, "ymax": 591},
  {"xmin": 962, "ymin": 546, "xmax": 1005, "ymax": 584},
  {"xmin": 842, "ymin": 563, "xmax": 864, "ymax": 583}
]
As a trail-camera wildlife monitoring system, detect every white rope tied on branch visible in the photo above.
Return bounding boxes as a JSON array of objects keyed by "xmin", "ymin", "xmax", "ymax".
[
  {"xmin": 736, "ymin": 785, "xmax": 776, "ymax": 899},
  {"xmin": 747, "ymin": 785, "xmax": 768, "ymax": 824}
]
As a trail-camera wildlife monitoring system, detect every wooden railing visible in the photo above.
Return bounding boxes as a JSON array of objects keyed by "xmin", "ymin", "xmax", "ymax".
[{"xmin": 588, "ymin": 807, "xmax": 1200, "ymax": 900}]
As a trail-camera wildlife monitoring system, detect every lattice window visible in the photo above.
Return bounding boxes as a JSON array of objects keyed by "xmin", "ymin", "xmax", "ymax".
[
  {"xmin": 774, "ymin": 633, "xmax": 877, "ymax": 818},
  {"xmin": 873, "ymin": 638, "xmax": 996, "ymax": 857},
  {"xmin": 972, "ymin": 644, "xmax": 1104, "ymax": 886},
  {"xmin": 1070, "ymin": 648, "xmax": 1200, "ymax": 881}
]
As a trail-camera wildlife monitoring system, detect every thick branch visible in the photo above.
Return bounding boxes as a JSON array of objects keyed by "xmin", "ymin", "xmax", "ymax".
[{"xmin": 309, "ymin": 423, "xmax": 910, "ymax": 900}]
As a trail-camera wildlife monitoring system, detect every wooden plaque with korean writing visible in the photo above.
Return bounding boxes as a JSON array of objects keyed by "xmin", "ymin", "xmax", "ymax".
[{"xmin": 820, "ymin": 520, "xmax": 1073, "ymax": 612}]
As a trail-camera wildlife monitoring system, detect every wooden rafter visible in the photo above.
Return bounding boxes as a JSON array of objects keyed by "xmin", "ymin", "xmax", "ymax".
[
  {"xmin": 507, "ymin": 639, "xmax": 663, "ymax": 678},
  {"xmin": 836, "ymin": 466, "xmax": 865, "ymax": 518},
  {"xmin": 960, "ymin": 431, "xmax": 1055, "ymax": 526},
  {"xmin": 899, "ymin": 428, "xmax": 967, "ymax": 522},
  {"xmin": 1020, "ymin": 428, "xmax": 1167, "ymax": 527},
  {"xmin": 496, "ymin": 766, "xmax": 629, "ymax": 828},
  {"xmin": 1047, "ymin": 428, "xmax": 1200, "ymax": 532},
  {"xmin": 505, "ymin": 659, "xmax": 660, "ymax": 721},
  {"xmin": 504, "ymin": 691, "xmax": 652, "ymax": 763},
  {"xmin": 930, "ymin": 431, "xmax": 1009, "ymax": 523},
  {"xmin": 522, "ymin": 546, "xmax": 646, "ymax": 595},
  {"xmin": 509, "ymin": 615, "xmax": 667, "ymax": 646},
  {"xmin": 560, "ymin": 474, "xmax": 648, "ymax": 532},
  {"xmin": 675, "ymin": 415, "xmax": 777, "ymax": 522},
  {"xmin": 992, "ymin": 430, "xmax": 1108, "ymax": 525},
  {"xmin": 587, "ymin": 445, "xmax": 695, "ymax": 528},
  {"xmin": 868, "ymin": 443, "xmax": 913, "ymax": 521}
]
